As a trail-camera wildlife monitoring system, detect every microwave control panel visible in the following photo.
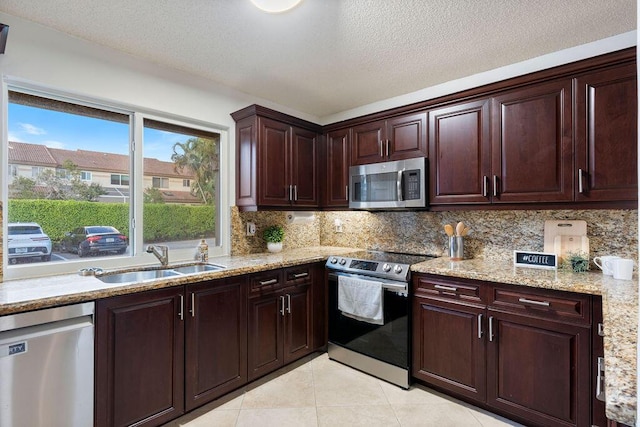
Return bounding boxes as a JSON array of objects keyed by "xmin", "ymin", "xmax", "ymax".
[{"xmin": 404, "ymin": 170, "xmax": 420, "ymax": 200}]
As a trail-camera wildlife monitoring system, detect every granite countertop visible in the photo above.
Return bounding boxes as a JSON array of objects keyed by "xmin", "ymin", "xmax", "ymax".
[
  {"xmin": 0, "ymin": 246, "xmax": 358, "ymax": 315},
  {"xmin": 0, "ymin": 249, "xmax": 635, "ymax": 425},
  {"xmin": 412, "ymin": 257, "xmax": 637, "ymax": 426}
]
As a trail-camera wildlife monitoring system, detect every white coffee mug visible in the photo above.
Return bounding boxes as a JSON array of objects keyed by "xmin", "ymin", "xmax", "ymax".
[
  {"xmin": 593, "ymin": 255, "xmax": 620, "ymax": 276},
  {"xmin": 611, "ymin": 258, "xmax": 634, "ymax": 281}
]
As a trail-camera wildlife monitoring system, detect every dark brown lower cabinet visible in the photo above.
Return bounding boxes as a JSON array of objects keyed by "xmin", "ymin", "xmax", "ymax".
[
  {"xmin": 185, "ymin": 276, "xmax": 247, "ymax": 411},
  {"xmin": 412, "ymin": 273, "xmax": 600, "ymax": 427},
  {"xmin": 248, "ymin": 282, "xmax": 312, "ymax": 381},
  {"xmin": 96, "ymin": 277, "xmax": 248, "ymax": 427},
  {"xmin": 95, "ymin": 287, "xmax": 185, "ymax": 427}
]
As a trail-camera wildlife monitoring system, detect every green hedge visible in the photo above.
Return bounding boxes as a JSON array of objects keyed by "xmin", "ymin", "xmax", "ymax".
[{"xmin": 8, "ymin": 200, "xmax": 215, "ymax": 243}]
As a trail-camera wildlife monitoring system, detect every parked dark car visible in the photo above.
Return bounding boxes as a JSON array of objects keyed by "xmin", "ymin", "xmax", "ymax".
[
  {"xmin": 61, "ymin": 226, "xmax": 128, "ymax": 257},
  {"xmin": 7, "ymin": 222, "xmax": 52, "ymax": 263}
]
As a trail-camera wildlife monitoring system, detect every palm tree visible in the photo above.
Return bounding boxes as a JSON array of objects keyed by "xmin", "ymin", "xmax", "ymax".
[{"xmin": 171, "ymin": 136, "xmax": 219, "ymax": 204}]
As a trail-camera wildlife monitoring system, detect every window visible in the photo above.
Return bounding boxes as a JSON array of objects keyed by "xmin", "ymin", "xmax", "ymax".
[
  {"xmin": 110, "ymin": 174, "xmax": 129, "ymax": 186},
  {"xmin": 4, "ymin": 87, "xmax": 225, "ymax": 279},
  {"xmin": 152, "ymin": 177, "xmax": 169, "ymax": 188}
]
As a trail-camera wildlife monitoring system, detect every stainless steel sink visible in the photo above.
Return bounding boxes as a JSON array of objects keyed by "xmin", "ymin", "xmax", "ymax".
[
  {"xmin": 97, "ymin": 269, "xmax": 181, "ymax": 283},
  {"xmin": 171, "ymin": 263, "xmax": 226, "ymax": 274},
  {"xmin": 94, "ymin": 262, "xmax": 227, "ymax": 284}
]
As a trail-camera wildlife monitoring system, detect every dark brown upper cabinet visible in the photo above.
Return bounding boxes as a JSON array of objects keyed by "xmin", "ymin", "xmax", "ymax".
[
  {"xmin": 574, "ymin": 63, "xmax": 638, "ymax": 202},
  {"xmin": 323, "ymin": 128, "xmax": 351, "ymax": 208},
  {"xmin": 429, "ymin": 99, "xmax": 491, "ymax": 205},
  {"xmin": 232, "ymin": 105, "xmax": 321, "ymax": 211},
  {"xmin": 351, "ymin": 112, "xmax": 427, "ymax": 165},
  {"xmin": 490, "ymin": 79, "xmax": 574, "ymax": 203}
]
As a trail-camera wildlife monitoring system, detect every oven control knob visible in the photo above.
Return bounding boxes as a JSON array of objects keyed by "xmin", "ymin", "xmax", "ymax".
[
  {"xmin": 339, "ymin": 258, "xmax": 347, "ymax": 265},
  {"xmin": 393, "ymin": 265, "xmax": 403, "ymax": 274},
  {"xmin": 382, "ymin": 263, "xmax": 391, "ymax": 272},
  {"xmin": 330, "ymin": 257, "xmax": 338, "ymax": 264}
]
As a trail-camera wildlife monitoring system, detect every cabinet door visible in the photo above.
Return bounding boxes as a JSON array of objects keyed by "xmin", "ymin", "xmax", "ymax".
[
  {"xmin": 248, "ymin": 292, "xmax": 284, "ymax": 381},
  {"xmin": 95, "ymin": 287, "xmax": 184, "ymax": 427},
  {"xmin": 351, "ymin": 120, "xmax": 385, "ymax": 165},
  {"xmin": 291, "ymin": 127, "xmax": 319, "ymax": 206},
  {"xmin": 284, "ymin": 284, "xmax": 312, "ymax": 364},
  {"xmin": 324, "ymin": 128, "xmax": 351, "ymax": 207},
  {"xmin": 575, "ymin": 63, "xmax": 638, "ymax": 201},
  {"xmin": 491, "ymin": 80, "xmax": 573, "ymax": 203},
  {"xmin": 429, "ymin": 100, "xmax": 491, "ymax": 204},
  {"xmin": 258, "ymin": 117, "xmax": 291, "ymax": 206},
  {"xmin": 412, "ymin": 296, "xmax": 486, "ymax": 402},
  {"xmin": 387, "ymin": 112, "xmax": 427, "ymax": 161},
  {"xmin": 486, "ymin": 311, "xmax": 590, "ymax": 427},
  {"xmin": 185, "ymin": 277, "xmax": 248, "ymax": 411}
]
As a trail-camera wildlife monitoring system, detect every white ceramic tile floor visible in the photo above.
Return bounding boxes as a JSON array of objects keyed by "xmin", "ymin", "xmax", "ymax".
[{"xmin": 163, "ymin": 353, "xmax": 524, "ymax": 427}]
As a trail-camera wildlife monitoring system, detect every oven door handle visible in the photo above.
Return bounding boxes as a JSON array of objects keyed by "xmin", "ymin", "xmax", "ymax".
[{"xmin": 334, "ymin": 272, "xmax": 408, "ymax": 292}]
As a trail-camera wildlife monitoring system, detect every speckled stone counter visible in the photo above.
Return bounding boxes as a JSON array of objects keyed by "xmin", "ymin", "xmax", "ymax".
[
  {"xmin": 0, "ymin": 246, "xmax": 358, "ymax": 316},
  {"xmin": 412, "ymin": 257, "xmax": 637, "ymax": 426}
]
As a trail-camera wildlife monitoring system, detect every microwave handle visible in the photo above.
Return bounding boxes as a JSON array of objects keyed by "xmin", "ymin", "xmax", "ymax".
[{"xmin": 397, "ymin": 170, "xmax": 404, "ymax": 201}]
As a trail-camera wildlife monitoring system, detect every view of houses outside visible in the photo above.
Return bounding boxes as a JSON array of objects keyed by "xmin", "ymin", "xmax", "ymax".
[{"xmin": 7, "ymin": 91, "xmax": 219, "ymax": 266}]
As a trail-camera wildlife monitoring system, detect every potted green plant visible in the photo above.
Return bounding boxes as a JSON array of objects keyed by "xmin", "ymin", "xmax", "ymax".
[
  {"xmin": 563, "ymin": 251, "xmax": 590, "ymax": 273},
  {"xmin": 263, "ymin": 225, "xmax": 284, "ymax": 253}
]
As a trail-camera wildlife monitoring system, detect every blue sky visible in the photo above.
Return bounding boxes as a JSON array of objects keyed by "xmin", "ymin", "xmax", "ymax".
[{"xmin": 8, "ymin": 103, "xmax": 194, "ymax": 162}]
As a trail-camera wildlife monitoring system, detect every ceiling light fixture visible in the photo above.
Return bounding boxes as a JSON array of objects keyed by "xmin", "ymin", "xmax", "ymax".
[{"xmin": 250, "ymin": 0, "xmax": 303, "ymax": 13}]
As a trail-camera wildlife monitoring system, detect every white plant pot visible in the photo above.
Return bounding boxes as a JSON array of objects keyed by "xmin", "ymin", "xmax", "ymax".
[{"xmin": 267, "ymin": 242, "xmax": 283, "ymax": 253}]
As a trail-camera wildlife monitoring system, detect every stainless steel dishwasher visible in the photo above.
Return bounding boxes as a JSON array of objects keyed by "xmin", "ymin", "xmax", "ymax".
[{"xmin": 0, "ymin": 302, "xmax": 94, "ymax": 427}]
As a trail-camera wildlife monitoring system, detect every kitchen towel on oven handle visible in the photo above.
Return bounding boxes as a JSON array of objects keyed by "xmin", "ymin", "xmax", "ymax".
[{"xmin": 338, "ymin": 275, "xmax": 384, "ymax": 325}]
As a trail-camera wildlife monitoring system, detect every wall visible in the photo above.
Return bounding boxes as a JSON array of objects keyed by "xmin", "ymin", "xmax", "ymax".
[{"xmin": 233, "ymin": 208, "xmax": 638, "ymax": 268}]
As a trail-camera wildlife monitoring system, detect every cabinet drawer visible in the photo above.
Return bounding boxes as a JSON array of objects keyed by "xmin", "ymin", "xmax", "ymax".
[
  {"xmin": 249, "ymin": 269, "xmax": 284, "ymax": 295},
  {"xmin": 489, "ymin": 285, "xmax": 591, "ymax": 324},
  {"xmin": 284, "ymin": 265, "xmax": 313, "ymax": 285},
  {"xmin": 413, "ymin": 275, "xmax": 484, "ymax": 304}
]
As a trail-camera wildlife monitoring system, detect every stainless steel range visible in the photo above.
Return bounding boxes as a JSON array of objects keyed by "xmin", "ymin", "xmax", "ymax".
[{"xmin": 326, "ymin": 251, "xmax": 434, "ymax": 388}]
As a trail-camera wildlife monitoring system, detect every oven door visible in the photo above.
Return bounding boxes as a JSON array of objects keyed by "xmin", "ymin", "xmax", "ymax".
[{"xmin": 327, "ymin": 272, "xmax": 410, "ymax": 369}]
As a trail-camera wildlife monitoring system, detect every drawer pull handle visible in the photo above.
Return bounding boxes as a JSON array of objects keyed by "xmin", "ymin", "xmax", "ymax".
[
  {"xmin": 293, "ymin": 272, "xmax": 309, "ymax": 279},
  {"xmin": 434, "ymin": 284, "xmax": 458, "ymax": 292},
  {"xmin": 280, "ymin": 295, "xmax": 286, "ymax": 316},
  {"xmin": 477, "ymin": 313, "xmax": 483, "ymax": 339},
  {"xmin": 578, "ymin": 168, "xmax": 585, "ymax": 194},
  {"xmin": 178, "ymin": 294, "xmax": 184, "ymax": 321},
  {"xmin": 259, "ymin": 278, "xmax": 278, "ymax": 286},
  {"xmin": 518, "ymin": 297, "xmax": 550, "ymax": 307}
]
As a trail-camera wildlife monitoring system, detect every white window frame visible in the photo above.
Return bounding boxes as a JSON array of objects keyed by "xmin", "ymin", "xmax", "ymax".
[
  {"xmin": 80, "ymin": 171, "xmax": 92, "ymax": 181},
  {"xmin": 1, "ymin": 79, "xmax": 229, "ymax": 281},
  {"xmin": 152, "ymin": 176, "xmax": 169, "ymax": 189},
  {"xmin": 111, "ymin": 173, "xmax": 129, "ymax": 186}
]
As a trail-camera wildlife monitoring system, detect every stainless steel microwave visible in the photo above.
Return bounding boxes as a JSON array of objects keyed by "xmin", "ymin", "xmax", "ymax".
[{"xmin": 349, "ymin": 157, "xmax": 427, "ymax": 210}]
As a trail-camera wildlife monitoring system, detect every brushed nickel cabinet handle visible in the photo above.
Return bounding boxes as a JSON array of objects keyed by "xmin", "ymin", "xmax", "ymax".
[
  {"xmin": 478, "ymin": 313, "xmax": 483, "ymax": 339},
  {"xmin": 178, "ymin": 294, "xmax": 184, "ymax": 321},
  {"xmin": 493, "ymin": 175, "xmax": 498, "ymax": 197},
  {"xmin": 259, "ymin": 278, "xmax": 278, "ymax": 286},
  {"xmin": 518, "ymin": 297, "xmax": 550, "ymax": 307},
  {"xmin": 286, "ymin": 294, "xmax": 292, "ymax": 314},
  {"xmin": 380, "ymin": 140, "xmax": 384, "ymax": 157},
  {"xmin": 578, "ymin": 168, "xmax": 584, "ymax": 193},
  {"xmin": 488, "ymin": 316, "xmax": 494, "ymax": 342},
  {"xmin": 293, "ymin": 184, "xmax": 298, "ymax": 201},
  {"xmin": 190, "ymin": 293, "xmax": 195, "ymax": 317},
  {"xmin": 293, "ymin": 272, "xmax": 308, "ymax": 279},
  {"xmin": 434, "ymin": 284, "xmax": 458, "ymax": 292},
  {"xmin": 345, "ymin": 185, "xmax": 349, "ymax": 201},
  {"xmin": 289, "ymin": 184, "xmax": 293, "ymax": 201},
  {"xmin": 280, "ymin": 295, "xmax": 286, "ymax": 316},
  {"xmin": 483, "ymin": 176, "xmax": 489, "ymax": 198},
  {"xmin": 596, "ymin": 357, "xmax": 605, "ymax": 401},
  {"xmin": 386, "ymin": 140, "xmax": 390, "ymax": 157}
]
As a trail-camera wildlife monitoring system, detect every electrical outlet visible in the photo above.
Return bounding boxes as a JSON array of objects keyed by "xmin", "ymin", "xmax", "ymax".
[
  {"xmin": 334, "ymin": 218, "xmax": 344, "ymax": 233},
  {"xmin": 246, "ymin": 222, "xmax": 256, "ymax": 236}
]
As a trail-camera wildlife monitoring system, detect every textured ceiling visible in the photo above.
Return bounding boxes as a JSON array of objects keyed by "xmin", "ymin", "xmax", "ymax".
[{"xmin": 0, "ymin": 0, "xmax": 636, "ymax": 119}]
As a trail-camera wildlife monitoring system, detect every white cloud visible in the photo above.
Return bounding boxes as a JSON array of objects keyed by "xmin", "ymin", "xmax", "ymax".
[{"xmin": 19, "ymin": 122, "xmax": 46, "ymax": 135}]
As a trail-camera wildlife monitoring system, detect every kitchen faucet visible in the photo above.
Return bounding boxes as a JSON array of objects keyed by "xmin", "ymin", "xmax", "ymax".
[{"xmin": 146, "ymin": 244, "xmax": 169, "ymax": 266}]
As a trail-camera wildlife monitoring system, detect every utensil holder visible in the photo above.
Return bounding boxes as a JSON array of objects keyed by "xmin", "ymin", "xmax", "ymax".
[{"xmin": 449, "ymin": 236, "xmax": 464, "ymax": 261}]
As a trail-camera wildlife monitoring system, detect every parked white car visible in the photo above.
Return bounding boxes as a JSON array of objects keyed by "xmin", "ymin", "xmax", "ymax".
[{"xmin": 7, "ymin": 222, "xmax": 52, "ymax": 263}]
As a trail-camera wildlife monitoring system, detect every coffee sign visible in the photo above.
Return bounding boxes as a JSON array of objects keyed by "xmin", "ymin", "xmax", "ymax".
[{"xmin": 513, "ymin": 251, "xmax": 558, "ymax": 270}]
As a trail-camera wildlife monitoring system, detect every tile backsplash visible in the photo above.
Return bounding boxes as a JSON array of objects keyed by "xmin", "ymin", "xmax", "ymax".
[{"xmin": 232, "ymin": 207, "xmax": 638, "ymax": 266}]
